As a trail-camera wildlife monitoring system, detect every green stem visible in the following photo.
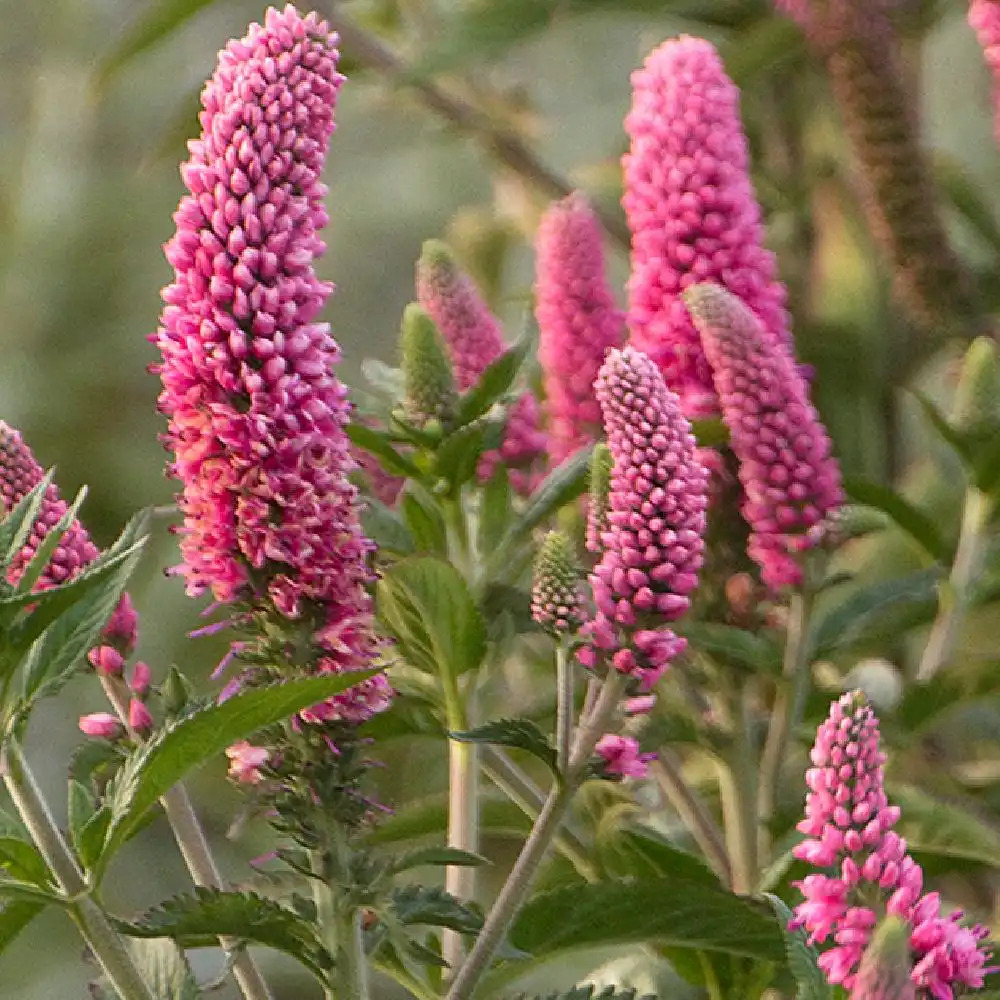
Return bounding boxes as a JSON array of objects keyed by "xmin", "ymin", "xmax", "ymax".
[
  {"xmin": 1, "ymin": 739, "xmax": 153, "ymax": 1000},
  {"xmin": 99, "ymin": 674, "xmax": 274, "ymax": 1000},
  {"xmin": 445, "ymin": 674, "xmax": 625, "ymax": 1000},
  {"xmin": 555, "ymin": 642, "xmax": 572, "ymax": 776},
  {"xmin": 310, "ymin": 850, "xmax": 339, "ymax": 1000},
  {"xmin": 757, "ymin": 588, "xmax": 813, "ymax": 865},
  {"xmin": 917, "ymin": 486, "xmax": 992, "ymax": 682},
  {"xmin": 650, "ymin": 749, "xmax": 731, "ymax": 887},
  {"xmin": 718, "ymin": 685, "xmax": 758, "ymax": 895}
]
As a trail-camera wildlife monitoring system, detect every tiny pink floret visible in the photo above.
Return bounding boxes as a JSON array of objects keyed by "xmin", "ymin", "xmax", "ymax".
[
  {"xmin": 595, "ymin": 734, "xmax": 654, "ymax": 778},
  {"xmin": 79, "ymin": 713, "xmax": 123, "ymax": 740},
  {"xmin": 226, "ymin": 740, "xmax": 271, "ymax": 784}
]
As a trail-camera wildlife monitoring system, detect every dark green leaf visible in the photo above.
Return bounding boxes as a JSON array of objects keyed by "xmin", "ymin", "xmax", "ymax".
[
  {"xmin": 513, "ymin": 987, "xmax": 655, "ymax": 1000},
  {"xmin": 67, "ymin": 780, "xmax": 97, "ymax": 863},
  {"xmin": 390, "ymin": 885, "xmax": 483, "ymax": 935},
  {"xmin": 892, "ymin": 784, "xmax": 1000, "ymax": 869},
  {"xmin": 376, "ymin": 557, "xmax": 486, "ymax": 681},
  {"xmin": 0, "ymin": 836, "xmax": 50, "ymax": 887},
  {"xmin": 490, "ymin": 447, "xmax": 592, "ymax": 574},
  {"xmin": 763, "ymin": 894, "xmax": 831, "ymax": 1000},
  {"xmin": 388, "ymin": 847, "xmax": 489, "ymax": 876},
  {"xmin": 361, "ymin": 500, "xmax": 415, "ymax": 556},
  {"xmin": 843, "ymin": 477, "xmax": 948, "ymax": 562},
  {"xmin": 451, "ymin": 718, "xmax": 557, "ymax": 774},
  {"xmin": 347, "ymin": 424, "xmax": 423, "ymax": 480},
  {"xmin": 97, "ymin": 0, "xmax": 217, "ymax": 88},
  {"xmin": 0, "ymin": 900, "xmax": 44, "ymax": 954},
  {"xmin": 366, "ymin": 793, "xmax": 530, "ymax": 847},
  {"xmin": 690, "ymin": 418, "xmax": 729, "ymax": 449},
  {"xmin": 455, "ymin": 339, "xmax": 530, "ymax": 427},
  {"xmin": 720, "ymin": 15, "xmax": 804, "ymax": 84},
  {"xmin": 77, "ymin": 808, "xmax": 113, "ymax": 874},
  {"xmin": 0, "ymin": 879, "xmax": 61, "ymax": 905},
  {"xmin": 115, "ymin": 888, "xmax": 333, "ymax": 983},
  {"xmin": 506, "ymin": 878, "xmax": 784, "ymax": 966},
  {"xmin": 810, "ymin": 567, "xmax": 941, "ymax": 656},
  {"xmin": 598, "ymin": 825, "xmax": 721, "ymax": 887},
  {"xmin": 433, "ymin": 422, "xmax": 490, "ymax": 493},
  {"xmin": 102, "ymin": 672, "xmax": 380, "ymax": 863},
  {"xmin": 677, "ymin": 622, "xmax": 780, "ymax": 673}
]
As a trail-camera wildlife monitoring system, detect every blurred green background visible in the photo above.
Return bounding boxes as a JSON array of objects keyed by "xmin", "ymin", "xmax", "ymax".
[{"xmin": 0, "ymin": 0, "xmax": 998, "ymax": 995}]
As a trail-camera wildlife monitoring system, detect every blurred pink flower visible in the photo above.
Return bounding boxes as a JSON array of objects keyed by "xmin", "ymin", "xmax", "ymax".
[
  {"xmin": 595, "ymin": 734, "xmax": 654, "ymax": 778},
  {"xmin": 226, "ymin": 741, "xmax": 270, "ymax": 785},
  {"xmin": 970, "ymin": 1, "xmax": 1000, "ymax": 144}
]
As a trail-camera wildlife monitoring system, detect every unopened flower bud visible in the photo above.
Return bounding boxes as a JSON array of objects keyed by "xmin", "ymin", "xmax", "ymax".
[
  {"xmin": 226, "ymin": 741, "xmax": 270, "ymax": 785},
  {"xmin": 585, "ymin": 442, "xmax": 613, "ymax": 554},
  {"xmin": 128, "ymin": 699, "xmax": 153, "ymax": 735},
  {"xmin": 595, "ymin": 733, "xmax": 654, "ymax": 778},
  {"xmin": 400, "ymin": 303, "xmax": 457, "ymax": 430},
  {"xmin": 162, "ymin": 665, "xmax": 193, "ymax": 717},
  {"xmin": 531, "ymin": 531, "xmax": 583, "ymax": 634},
  {"xmin": 79, "ymin": 713, "xmax": 122, "ymax": 740},
  {"xmin": 129, "ymin": 661, "xmax": 151, "ymax": 698},
  {"xmin": 87, "ymin": 645, "xmax": 123, "ymax": 677}
]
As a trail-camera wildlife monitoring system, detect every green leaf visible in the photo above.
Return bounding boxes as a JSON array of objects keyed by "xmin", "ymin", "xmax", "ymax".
[
  {"xmin": 388, "ymin": 847, "xmax": 489, "ymax": 876},
  {"xmin": 842, "ymin": 478, "xmax": 948, "ymax": 563},
  {"xmin": 505, "ymin": 878, "xmax": 784, "ymax": 973},
  {"xmin": 0, "ymin": 473, "xmax": 54, "ymax": 579},
  {"xmin": 911, "ymin": 391, "xmax": 975, "ymax": 464},
  {"xmin": 390, "ymin": 885, "xmax": 483, "ymax": 935},
  {"xmin": 677, "ymin": 622, "xmax": 780, "ymax": 673},
  {"xmin": 346, "ymin": 423, "xmax": 423, "ymax": 480},
  {"xmin": 892, "ymin": 784, "xmax": 1000, "ymax": 869},
  {"xmin": 376, "ymin": 557, "xmax": 486, "ymax": 681},
  {"xmin": 433, "ymin": 422, "xmax": 494, "ymax": 493},
  {"xmin": 0, "ymin": 878, "xmax": 61, "ymax": 905},
  {"xmin": 115, "ymin": 888, "xmax": 333, "ymax": 983},
  {"xmin": 366, "ymin": 793, "xmax": 530, "ymax": 847},
  {"xmin": 361, "ymin": 499, "xmax": 415, "ymax": 556},
  {"xmin": 720, "ymin": 15, "xmax": 804, "ymax": 84},
  {"xmin": 451, "ymin": 718, "xmax": 557, "ymax": 774},
  {"xmin": 0, "ymin": 900, "xmax": 44, "ymax": 954},
  {"xmin": 513, "ymin": 987, "xmax": 655, "ymax": 1000},
  {"xmin": 96, "ymin": 0, "xmax": 216, "ymax": 88},
  {"xmin": 13, "ymin": 485, "xmax": 88, "ymax": 596},
  {"xmin": 455, "ymin": 339, "xmax": 530, "ymax": 428},
  {"xmin": 478, "ymin": 466, "xmax": 512, "ymax": 555},
  {"xmin": 362, "ymin": 359, "xmax": 405, "ymax": 399},
  {"xmin": 490, "ymin": 447, "xmax": 592, "ymax": 574},
  {"xmin": 102, "ymin": 672, "xmax": 380, "ymax": 863},
  {"xmin": 0, "ymin": 836, "xmax": 50, "ymax": 887},
  {"xmin": 67, "ymin": 779, "xmax": 97, "ymax": 862},
  {"xmin": 128, "ymin": 938, "xmax": 200, "ymax": 1000},
  {"xmin": 935, "ymin": 153, "xmax": 1000, "ymax": 257},
  {"xmin": 400, "ymin": 489, "xmax": 448, "ymax": 556},
  {"xmin": 810, "ymin": 567, "xmax": 941, "ymax": 657},
  {"xmin": 763, "ymin": 894, "xmax": 831, "ymax": 1000},
  {"xmin": 598, "ymin": 825, "xmax": 721, "ymax": 887}
]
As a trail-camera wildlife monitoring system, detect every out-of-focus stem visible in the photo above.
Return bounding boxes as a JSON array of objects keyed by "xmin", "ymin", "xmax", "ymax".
[
  {"xmin": 650, "ymin": 749, "xmax": 731, "ymax": 887},
  {"xmin": 99, "ymin": 674, "xmax": 273, "ymax": 1000},
  {"xmin": 446, "ymin": 673, "xmax": 625, "ymax": 1000},
  {"xmin": 555, "ymin": 642, "xmax": 572, "ymax": 775},
  {"xmin": 757, "ymin": 589, "xmax": 813, "ymax": 864},
  {"xmin": 322, "ymin": 3, "xmax": 631, "ymax": 250},
  {"xmin": 719, "ymin": 685, "xmax": 758, "ymax": 895},
  {"xmin": 1, "ymin": 739, "xmax": 153, "ymax": 1000},
  {"xmin": 918, "ymin": 487, "xmax": 992, "ymax": 682}
]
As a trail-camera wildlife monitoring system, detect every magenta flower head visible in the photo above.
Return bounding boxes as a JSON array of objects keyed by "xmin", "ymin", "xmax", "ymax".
[
  {"xmin": 581, "ymin": 347, "xmax": 709, "ymax": 688},
  {"xmin": 684, "ymin": 283, "xmax": 842, "ymax": 590},
  {"xmin": 416, "ymin": 239, "xmax": 546, "ymax": 493},
  {"xmin": 535, "ymin": 193, "xmax": 626, "ymax": 464},
  {"xmin": 152, "ymin": 5, "xmax": 390, "ymax": 723},
  {"xmin": 792, "ymin": 691, "xmax": 991, "ymax": 994},
  {"xmin": 622, "ymin": 36, "xmax": 791, "ymax": 418},
  {"xmin": 595, "ymin": 733, "xmax": 654, "ymax": 779},
  {"xmin": 971, "ymin": 1, "xmax": 1000, "ymax": 144},
  {"xmin": 0, "ymin": 421, "xmax": 138, "ymax": 656}
]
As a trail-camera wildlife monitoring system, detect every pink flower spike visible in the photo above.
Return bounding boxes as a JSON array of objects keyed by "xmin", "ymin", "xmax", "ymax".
[
  {"xmin": 595, "ymin": 734, "xmax": 654, "ymax": 779},
  {"xmin": 226, "ymin": 741, "xmax": 270, "ymax": 785},
  {"xmin": 535, "ymin": 193, "xmax": 626, "ymax": 464},
  {"xmin": 684, "ymin": 283, "xmax": 842, "ymax": 589},
  {"xmin": 128, "ymin": 699, "xmax": 154, "ymax": 736},
  {"xmin": 971, "ymin": 1, "xmax": 1000, "ymax": 146},
  {"xmin": 79, "ymin": 713, "xmax": 122, "ymax": 740},
  {"xmin": 622, "ymin": 36, "xmax": 791, "ymax": 417}
]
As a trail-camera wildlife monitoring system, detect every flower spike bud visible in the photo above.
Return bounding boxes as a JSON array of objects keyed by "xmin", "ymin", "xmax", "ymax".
[
  {"xmin": 585, "ymin": 442, "xmax": 613, "ymax": 554},
  {"xmin": 400, "ymin": 303, "xmax": 458, "ymax": 431},
  {"xmin": 623, "ymin": 36, "xmax": 792, "ymax": 418},
  {"xmin": 850, "ymin": 917, "xmax": 916, "ymax": 1000},
  {"xmin": 951, "ymin": 336, "xmax": 1000, "ymax": 437},
  {"xmin": 78, "ymin": 713, "xmax": 123, "ymax": 740},
  {"xmin": 535, "ymin": 193, "xmax": 625, "ymax": 464},
  {"xmin": 971, "ymin": 1, "xmax": 1000, "ymax": 146},
  {"xmin": 684, "ymin": 283, "xmax": 843, "ymax": 590},
  {"xmin": 595, "ymin": 734, "xmax": 654, "ymax": 779},
  {"xmin": 531, "ymin": 531, "xmax": 584, "ymax": 634}
]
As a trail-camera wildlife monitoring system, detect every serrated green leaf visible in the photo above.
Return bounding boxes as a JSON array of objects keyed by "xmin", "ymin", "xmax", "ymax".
[
  {"xmin": 0, "ymin": 473, "xmax": 54, "ymax": 587},
  {"xmin": 376, "ymin": 557, "xmax": 486, "ymax": 682},
  {"xmin": 13, "ymin": 486, "xmax": 88, "ymax": 596},
  {"xmin": 451, "ymin": 718, "xmax": 557, "ymax": 774},
  {"xmin": 454, "ymin": 339, "xmax": 530, "ymax": 428},
  {"xmin": 388, "ymin": 847, "xmax": 489, "ymax": 876},
  {"xmin": 400, "ymin": 488, "xmax": 448, "ymax": 556},
  {"xmin": 128, "ymin": 938, "xmax": 200, "ymax": 1000},
  {"xmin": 764, "ymin": 894, "xmax": 831, "ymax": 1000},
  {"xmin": 102, "ymin": 672, "xmax": 379, "ymax": 864},
  {"xmin": 96, "ymin": 0, "xmax": 217, "ymax": 89},
  {"xmin": 390, "ymin": 885, "xmax": 483, "ymax": 935},
  {"xmin": 347, "ymin": 424, "xmax": 423, "ymax": 480},
  {"xmin": 892, "ymin": 784, "xmax": 1000, "ymax": 868},
  {"xmin": 843, "ymin": 477, "xmax": 948, "ymax": 563},
  {"xmin": 810, "ymin": 567, "xmax": 941, "ymax": 656},
  {"xmin": 0, "ymin": 899, "xmax": 44, "ymax": 954},
  {"xmin": 115, "ymin": 887, "xmax": 332, "ymax": 983},
  {"xmin": 490, "ymin": 447, "xmax": 592, "ymax": 575},
  {"xmin": 677, "ymin": 622, "xmax": 780, "ymax": 673},
  {"xmin": 361, "ymin": 499, "xmax": 415, "ymax": 556}
]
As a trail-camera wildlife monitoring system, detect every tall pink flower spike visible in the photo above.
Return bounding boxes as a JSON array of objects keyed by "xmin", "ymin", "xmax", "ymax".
[
  {"xmin": 622, "ymin": 35, "xmax": 791, "ymax": 418},
  {"xmin": 792, "ymin": 691, "xmax": 991, "ymax": 996},
  {"xmin": 152, "ymin": 4, "xmax": 389, "ymax": 723},
  {"xmin": 416, "ymin": 239, "xmax": 546, "ymax": 494},
  {"xmin": 535, "ymin": 192, "xmax": 626, "ymax": 464},
  {"xmin": 579, "ymin": 346, "xmax": 709, "ymax": 690},
  {"xmin": 970, "ymin": 1, "xmax": 1000, "ymax": 145},
  {"xmin": 684, "ymin": 283, "xmax": 842, "ymax": 590}
]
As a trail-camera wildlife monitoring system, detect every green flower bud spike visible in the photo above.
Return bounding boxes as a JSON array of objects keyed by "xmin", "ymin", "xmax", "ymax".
[
  {"xmin": 400, "ymin": 303, "xmax": 458, "ymax": 431},
  {"xmin": 850, "ymin": 916, "xmax": 916, "ymax": 1000},
  {"xmin": 531, "ymin": 531, "xmax": 583, "ymax": 634},
  {"xmin": 585, "ymin": 442, "xmax": 613, "ymax": 554}
]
